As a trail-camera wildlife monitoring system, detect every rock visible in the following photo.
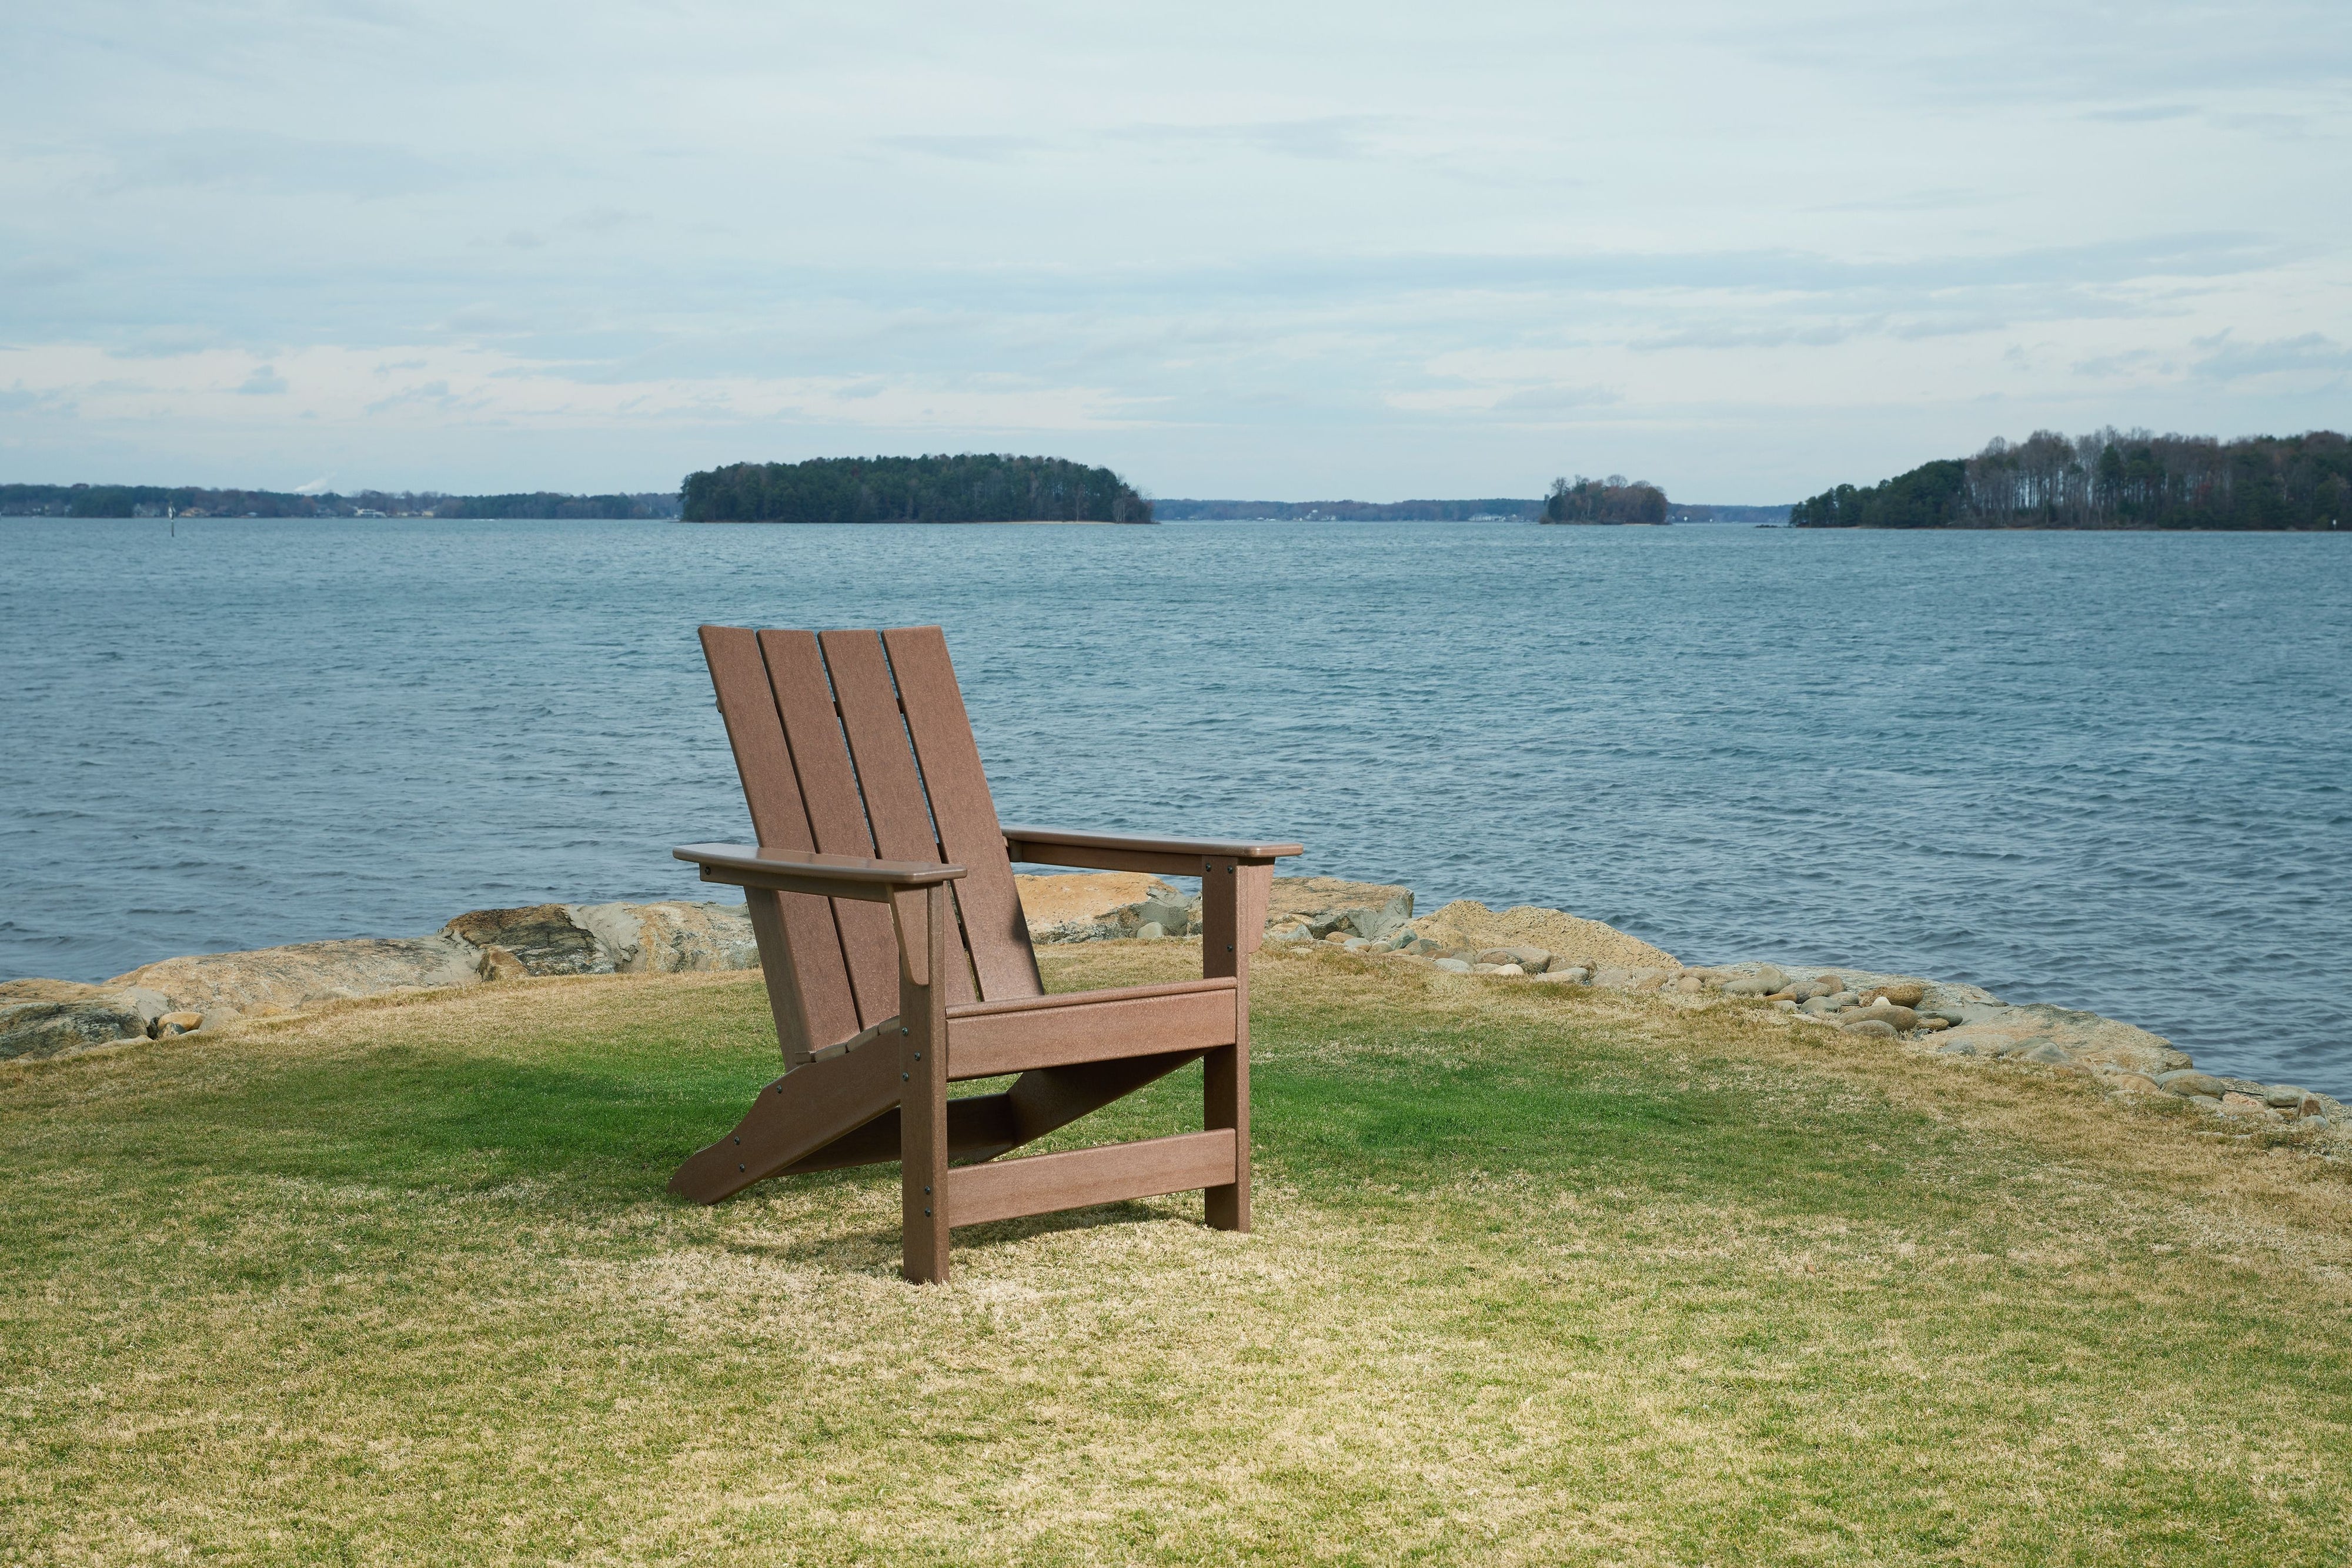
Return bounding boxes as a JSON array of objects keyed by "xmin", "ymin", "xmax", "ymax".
[
  {"xmin": 1531, "ymin": 966, "xmax": 1590, "ymax": 985},
  {"xmin": 1267, "ymin": 877, "xmax": 1414, "ymax": 942},
  {"xmin": 1871, "ymin": 1004, "xmax": 1920, "ymax": 1031},
  {"xmin": 1322, "ymin": 931, "xmax": 1354, "ymax": 947},
  {"xmin": 1432, "ymin": 957, "xmax": 1472, "ymax": 973},
  {"xmin": 2216, "ymin": 1076, "xmax": 2270, "ymax": 1098},
  {"xmin": 2220, "ymin": 1092, "xmax": 2277, "ymax": 1116},
  {"xmin": 0, "ymin": 979, "xmax": 168, "ymax": 1060},
  {"xmin": 1720, "ymin": 977, "xmax": 1780, "ymax": 997},
  {"xmin": 1935, "ymin": 1004, "xmax": 2185, "ymax": 1078},
  {"xmin": 1269, "ymin": 923, "xmax": 1313, "ymax": 942},
  {"xmin": 1491, "ymin": 964, "xmax": 1525, "ymax": 977},
  {"xmin": 1404, "ymin": 900, "xmax": 1675, "ymax": 972},
  {"xmin": 1017, "ymin": 872, "xmax": 1176, "ymax": 942},
  {"xmin": 475, "ymin": 945, "xmax": 529, "ymax": 982},
  {"xmin": 155, "ymin": 1010, "xmax": 205, "ymax": 1035},
  {"xmin": 2156, "ymin": 1070, "xmax": 2226, "ymax": 1099},
  {"xmin": 1477, "ymin": 945, "xmax": 1553, "ymax": 973},
  {"xmin": 568, "ymin": 900, "xmax": 758, "ymax": 973},
  {"xmin": 2104, "ymin": 1072, "xmax": 2161, "ymax": 1094},
  {"xmin": 1918, "ymin": 1016, "xmax": 1950, "ymax": 1031},
  {"xmin": 1135, "ymin": 894, "xmax": 1197, "ymax": 937},
  {"xmin": 109, "ymin": 936, "xmax": 487, "ymax": 1024},
  {"xmin": 2264, "ymin": 1085, "xmax": 2314, "ymax": 1109},
  {"xmin": 1674, "ymin": 975, "xmax": 1705, "ymax": 994},
  {"xmin": 1136, "ymin": 922, "xmax": 1167, "ymax": 940},
  {"xmin": 1842, "ymin": 1018, "xmax": 1897, "ymax": 1038},
  {"xmin": 1866, "ymin": 981, "xmax": 1927, "ymax": 1007},
  {"xmin": 442, "ymin": 905, "xmax": 614, "ymax": 976},
  {"xmin": 1799, "ymin": 997, "xmax": 1840, "ymax": 1018}
]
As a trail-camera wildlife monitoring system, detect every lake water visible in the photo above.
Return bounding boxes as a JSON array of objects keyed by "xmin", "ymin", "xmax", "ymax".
[{"xmin": 4, "ymin": 517, "xmax": 2347, "ymax": 1095}]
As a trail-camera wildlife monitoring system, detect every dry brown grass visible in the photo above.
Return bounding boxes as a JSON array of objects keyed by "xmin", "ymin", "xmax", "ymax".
[{"xmin": 2, "ymin": 941, "xmax": 2348, "ymax": 1564}]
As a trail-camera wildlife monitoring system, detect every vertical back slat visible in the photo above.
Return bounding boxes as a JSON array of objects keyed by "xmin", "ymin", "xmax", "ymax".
[
  {"xmin": 756, "ymin": 630, "xmax": 904, "ymax": 1030},
  {"xmin": 820, "ymin": 630, "xmax": 977, "ymax": 1007},
  {"xmin": 884, "ymin": 626, "xmax": 1044, "ymax": 1002},
  {"xmin": 697, "ymin": 626, "xmax": 860, "ymax": 1054}
]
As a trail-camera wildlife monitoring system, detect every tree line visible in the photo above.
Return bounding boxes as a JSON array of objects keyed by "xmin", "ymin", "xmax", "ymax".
[
  {"xmin": 0, "ymin": 484, "xmax": 681, "ymax": 519},
  {"xmin": 1792, "ymin": 430, "xmax": 2350, "ymax": 530},
  {"xmin": 1152, "ymin": 497, "xmax": 1541, "ymax": 520},
  {"xmin": 1542, "ymin": 474, "xmax": 1669, "ymax": 525},
  {"xmin": 681, "ymin": 454, "xmax": 1151, "ymax": 524}
]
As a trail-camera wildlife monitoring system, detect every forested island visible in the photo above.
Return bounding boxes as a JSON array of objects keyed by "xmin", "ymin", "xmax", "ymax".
[
  {"xmin": 1541, "ymin": 475, "xmax": 1669, "ymax": 524},
  {"xmin": 0, "ymin": 484, "xmax": 680, "ymax": 520},
  {"xmin": 1793, "ymin": 429, "xmax": 2349, "ymax": 530},
  {"xmin": 681, "ymin": 454, "xmax": 1151, "ymax": 524}
]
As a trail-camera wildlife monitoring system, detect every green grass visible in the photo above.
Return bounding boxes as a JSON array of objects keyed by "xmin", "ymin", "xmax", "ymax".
[{"xmin": 4, "ymin": 943, "xmax": 2349, "ymax": 1564}]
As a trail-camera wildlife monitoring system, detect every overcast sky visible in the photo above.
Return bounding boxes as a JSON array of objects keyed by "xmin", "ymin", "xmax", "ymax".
[{"xmin": 3, "ymin": 1, "xmax": 2347, "ymax": 502}]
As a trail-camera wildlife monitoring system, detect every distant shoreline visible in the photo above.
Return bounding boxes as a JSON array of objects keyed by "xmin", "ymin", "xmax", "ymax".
[{"xmin": 673, "ymin": 526, "xmax": 1148, "ymax": 533}]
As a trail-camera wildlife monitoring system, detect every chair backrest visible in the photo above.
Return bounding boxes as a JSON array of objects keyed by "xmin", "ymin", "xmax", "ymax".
[{"xmin": 699, "ymin": 626, "xmax": 1043, "ymax": 1057}]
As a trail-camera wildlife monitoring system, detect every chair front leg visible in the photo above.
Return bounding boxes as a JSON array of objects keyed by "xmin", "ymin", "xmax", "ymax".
[
  {"xmin": 893, "ymin": 882, "xmax": 953, "ymax": 1283},
  {"xmin": 1199, "ymin": 858, "xmax": 1271, "ymax": 1232}
]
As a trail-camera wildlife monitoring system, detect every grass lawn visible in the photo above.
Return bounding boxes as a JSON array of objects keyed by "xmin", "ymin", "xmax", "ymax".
[{"xmin": 5, "ymin": 941, "xmax": 2350, "ymax": 1565}]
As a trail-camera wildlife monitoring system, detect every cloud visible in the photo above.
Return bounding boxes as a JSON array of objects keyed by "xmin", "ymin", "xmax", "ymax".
[
  {"xmin": 560, "ymin": 206, "xmax": 641, "ymax": 234},
  {"xmin": 234, "ymin": 364, "xmax": 287, "ymax": 395},
  {"xmin": 2189, "ymin": 332, "xmax": 2352, "ymax": 385},
  {"xmin": 96, "ymin": 129, "xmax": 456, "ymax": 199},
  {"xmin": 2085, "ymin": 103, "xmax": 2197, "ymax": 123},
  {"xmin": 2, "ymin": 0, "xmax": 2346, "ymax": 498},
  {"xmin": 1103, "ymin": 116, "xmax": 1401, "ymax": 161},
  {"xmin": 2, "ymin": 255, "xmax": 81, "ymax": 289},
  {"xmin": 1629, "ymin": 321, "xmax": 1863, "ymax": 352},
  {"xmin": 873, "ymin": 134, "xmax": 1050, "ymax": 163}
]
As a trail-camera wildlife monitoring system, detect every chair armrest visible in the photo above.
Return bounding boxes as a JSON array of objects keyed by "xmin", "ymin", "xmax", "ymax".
[
  {"xmin": 674, "ymin": 842, "xmax": 967, "ymax": 903},
  {"xmin": 1001, "ymin": 824, "xmax": 1303, "ymax": 876}
]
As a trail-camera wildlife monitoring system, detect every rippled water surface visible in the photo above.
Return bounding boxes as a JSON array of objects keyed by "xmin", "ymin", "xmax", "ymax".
[{"xmin": 4, "ymin": 517, "xmax": 2347, "ymax": 1092}]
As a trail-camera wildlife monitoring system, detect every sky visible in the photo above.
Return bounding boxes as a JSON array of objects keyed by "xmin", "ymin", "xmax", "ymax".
[{"xmin": 2, "ymin": 1, "xmax": 2347, "ymax": 503}]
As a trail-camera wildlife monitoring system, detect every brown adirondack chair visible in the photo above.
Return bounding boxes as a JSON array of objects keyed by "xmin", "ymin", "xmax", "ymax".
[{"xmin": 671, "ymin": 626, "xmax": 1302, "ymax": 1283}]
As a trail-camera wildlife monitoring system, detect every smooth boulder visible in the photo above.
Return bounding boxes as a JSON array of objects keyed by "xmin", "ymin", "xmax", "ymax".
[
  {"xmin": 442, "ymin": 905, "xmax": 613, "ymax": 976},
  {"xmin": 1935, "ymin": 1004, "xmax": 2190, "ymax": 1078},
  {"xmin": 1266, "ymin": 877, "xmax": 1415, "ymax": 943},
  {"xmin": 110, "ymin": 937, "xmax": 487, "ymax": 1024},
  {"xmin": 569, "ymin": 900, "xmax": 758, "ymax": 974},
  {"xmin": 0, "ymin": 979, "xmax": 169, "ymax": 1061}
]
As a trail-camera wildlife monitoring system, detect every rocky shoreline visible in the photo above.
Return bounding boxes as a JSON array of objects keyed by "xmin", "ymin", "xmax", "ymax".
[{"xmin": 5, "ymin": 873, "xmax": 2342, "ymax": 1154}]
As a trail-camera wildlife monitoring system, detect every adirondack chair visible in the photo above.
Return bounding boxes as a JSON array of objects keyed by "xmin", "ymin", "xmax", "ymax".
[{"xmin": 671, "ymin": 626, "xmax": 1302, "ymax": 1283}]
